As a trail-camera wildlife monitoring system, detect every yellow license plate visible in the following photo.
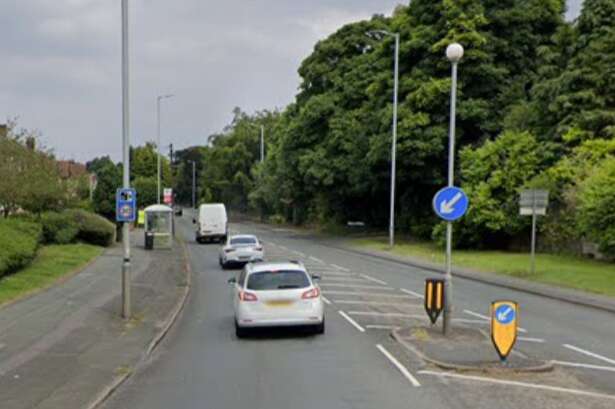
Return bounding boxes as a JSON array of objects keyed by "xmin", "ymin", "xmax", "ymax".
[{"xmin": 266, "ymin": 300, "xmax": 293, "ymax": 307}]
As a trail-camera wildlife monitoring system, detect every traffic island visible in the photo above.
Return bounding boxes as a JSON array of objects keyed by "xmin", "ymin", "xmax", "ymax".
[{"xmin": 392, "ymin": 325, "xmax": 553, "ymax": 373}]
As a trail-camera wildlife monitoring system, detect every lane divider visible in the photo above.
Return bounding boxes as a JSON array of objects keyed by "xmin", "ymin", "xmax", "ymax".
[
  {"xmin": 553, "ymin": 360, "xmax": 615, "ymax": 373},
  {"xmin": 376, "ymin": 344, "xmax": 421, "ymax": 387},
  {"xmin": 331, "ymin": 264, "xmax": 349, "ymax": 272},
  {"xmin": 321, "ymin": 295, "xmax": 332, "ymax": 305},
  {"xmin": 400, "ymin": 288, "xmax": 424, "ymax": 299},
  {"xmin": 339, "ymin": 310, "xmax": 365, "ymax": 332}
]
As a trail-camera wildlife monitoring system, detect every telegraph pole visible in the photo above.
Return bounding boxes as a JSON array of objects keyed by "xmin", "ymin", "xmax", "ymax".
[{"xmin": 121, "ymin": 0, "xmax": 131, "ymax": 319}]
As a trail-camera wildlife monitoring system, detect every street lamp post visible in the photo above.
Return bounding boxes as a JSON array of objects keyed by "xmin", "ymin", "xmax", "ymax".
[
  {"xmin": 260, "ymin": 125, "xmax": 265, "ymax": 163},
  {"xmin": 157, "ymin": 94, "xmax": 174, "ymax": 204},
  {"xmin": 443, "ymin": 42, "xmax": 464, "ymax": 336},
  {"xmin": 189, "ymin": 160, "xmax": 196, "ymax": 210},
  {"xmin": 368, "ymin": 30, "xmax": 399, "ymax": 248},
  {"xmin": 120, "ymin": 0, "xmax": 131, "ymax": 319}
]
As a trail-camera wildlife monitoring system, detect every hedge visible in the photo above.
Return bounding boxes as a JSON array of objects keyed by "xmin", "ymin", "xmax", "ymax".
[
  {"xmin": 41, "ymin": 211, "xmax": 79, "ymax": 244},
  {"xmin": 0, "ymin": 219, "xmax": 42, "ymax": 278},
  {"xmin": 66, "ymin": 209, "xmax": 116, "ymax": 247}
]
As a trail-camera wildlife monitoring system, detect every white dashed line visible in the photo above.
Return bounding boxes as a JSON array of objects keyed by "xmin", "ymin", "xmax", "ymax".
[
  {"xmin": 553, "ymin": 360, "xmax": 615, "ymax": 373},
  {"xmin": 563, "ymin": 344, "xmax": 615, "ymax": 366},
  {"xmin": 400, "ymin": 288, "xmax": 424, "ymax": 299},
  {"xmin": 359, "ymin": 274, "xmax": 388, "ymax": 285},
  {"xmin": 292, "ymin": 250, "xmax": 306, "ymax": 257},
  {"xmin": 339, "ymin": 311, "xmax": 365, "ymax": 332},
  {"xmin": 376, "ymin": 344, "xmax": 421, "ymax": 387},
  {"xmin": 518, "ymin": 337, "xmax": 545, "ymax": 343},
  {"xmin": 321, "ymin": 296, "xmax": 332, "ymax": 305},
  {"xmin": 418, "ymin": 370, "xmax": 615, "ymax": 401},
  {"xmin": 348, "ymin": 311, "xmax": 417, "ymax": 318},
  {"xmin": 331, "ymin": 264, "xmax": 349, "ymax": 272}
]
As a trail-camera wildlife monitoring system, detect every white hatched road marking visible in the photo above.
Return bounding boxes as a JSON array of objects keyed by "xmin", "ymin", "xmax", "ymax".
[
  {"xmin": 360, "ymin": 274, "xmax": 388, "ymax": 285},
  {"xmin": 518, "ymin": 337, "xmax": 545, "ymax": 343},
  {"xmin": 321, "ymin": 295, "xmax": 332, "ymax": 305},
  {"xmin": 322, "ymin": 291, "xmax": 414, "ymax": 298},
  {"xmin": 333, "ymin": 300, "xmax": 421, "ymax": 307},
  {"xmin": 292, "ymin": 250, "xmax": 306, "ymax": 257},
  {"xmin": 400, "ymin": 288, "xmax": 424, "ymax": 299},
  {"xmin": 347, "ymin": 311, "xmax": 486, "ymax": 325},
  {"xmin": 563, "ymin": 344, "xmax": 615, "ymax": 366},
  {"xmin": 419, "ymin": 370, "xmax": 615, "ymax": 401},
  {"xmin": 321, "ymin": 283, "xmax": 395, "ymax": 290},
  {"xmin": 463, "ymin": 309, "xmax": 527, "ymax": 333},
  {"xmin": 376, "ymin": 344, "xmax": 421, "ymax": 387},
  {"xmin": 553, "ymin": 360, "xmax": 615, "ymax": 373},
  {"xmin": 331, "ymin": 264, "xmax": 349, "ymax": 271},
  {"xmin": 339, "ymin": 311, "xmax": 365, "ymax": 332},
  {"xmin": 309, "ymin": 256, "xmax": 324, "ymax": 264},
  {"xmin": 367, "ymin": 324, "xmax": 400, "ymax": 330}
]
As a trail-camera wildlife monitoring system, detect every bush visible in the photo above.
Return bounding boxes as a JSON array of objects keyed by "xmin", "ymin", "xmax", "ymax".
[
  {"xmin": 268, "ymin": 214, "xmax": 286, "ymax": 225},
  {"xmin": 66, "ymin": 209, "xmax": 116, "ymax": 247},
  {"xmin": 0, "ymin": 218, "xmax": 42, "ymax": 277},
  {"xmin": 41, "ymin": 212, "xmax": 79, "ymax": 244}
]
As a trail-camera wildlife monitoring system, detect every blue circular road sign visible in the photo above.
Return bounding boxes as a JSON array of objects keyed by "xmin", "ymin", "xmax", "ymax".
[
  {"xmin": 495, "ymin": 303, "xmax": 516, "ymax": 325},
  {"xmin": 433, "ymin": 187, "xmax": 469, "ymax": 221}
]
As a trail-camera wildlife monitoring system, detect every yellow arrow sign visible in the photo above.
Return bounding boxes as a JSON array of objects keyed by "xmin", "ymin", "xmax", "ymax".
[{"xmin": 491, "ymin": 300, "xmax": 518, "ymax": 361}]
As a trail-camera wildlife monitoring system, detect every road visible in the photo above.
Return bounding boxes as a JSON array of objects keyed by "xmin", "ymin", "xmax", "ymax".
[{"xmin": 103, "ymin": 216, "xmax": 615, "ymax": 409}]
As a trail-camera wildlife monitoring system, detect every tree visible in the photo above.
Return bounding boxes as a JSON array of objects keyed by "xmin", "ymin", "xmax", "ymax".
[
  {"xmin": 91, "ymin": 158, "xmax": 121, "ymax": 219},
  {"xmin": 133, "ymin": 176, "xmax": 158, "ymax": 209}
]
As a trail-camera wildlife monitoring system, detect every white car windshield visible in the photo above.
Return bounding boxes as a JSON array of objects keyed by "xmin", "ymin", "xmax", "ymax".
[
  {"xmin": 230, "ymin": 237, "xmax": 257, "ymax": 245},
  {"xmin": 247, "ymin": 270, "xmax": 310, "ymax": 290}
]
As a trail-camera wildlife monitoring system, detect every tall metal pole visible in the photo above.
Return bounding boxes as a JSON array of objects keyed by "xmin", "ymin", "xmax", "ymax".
[
  {"xmin": 530, "ymin": 192, "xmax": 537, "ymax": 275},
  {"xmin": 156, "ymin": 96, "xmax": 161, "ymax": 204},
  {"xmin": 443, "ymin": 59, "xmax": 459, "ymax": 336},
  {"xmin": 192, "ymin": 161, "xmax": 196, "ymax": 210},
  {"xmin": 121, "ymin": 0, "xmax": 131, "ymax": 319},
  {"xmin": 389, "ymin": 33, "xmax": 400, "ymax": 248},
  {"xmin": 260, "ymin": 125, "xmax": 265, "ymax": 163}
]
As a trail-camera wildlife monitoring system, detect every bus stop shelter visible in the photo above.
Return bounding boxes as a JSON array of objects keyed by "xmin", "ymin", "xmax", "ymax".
[{"xmin": 144, "ymin": 204, "xmax": 173, "ymax": 249}]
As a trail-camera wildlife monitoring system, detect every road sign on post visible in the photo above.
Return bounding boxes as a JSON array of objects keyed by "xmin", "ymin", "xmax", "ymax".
[
  {"xmin": 116, "ymin": 188, "xmax": 137, "ymax": 223},
  {"xmin": 424, "ymin": 279, "xmax": 445, "ymax": 325},
  {"xmin": 163, "ymin": 188, "xmax": 173, "ymax": 205},
  {"xmin": 433, "ymin": 187, "xmax": 469, "ymax": 222},
  {"xmin": 491, "ymin": 300, "xmax": 518, "ymax": 362},
  {"xmin": 519, "ymin": 190, "xmax": 549, "ymax": 274}
]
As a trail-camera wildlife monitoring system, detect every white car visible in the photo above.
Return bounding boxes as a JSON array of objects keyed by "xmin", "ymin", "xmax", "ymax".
[
  {"xmin": 229, "ymin": 261, "xmax": 325, "ymax": 337},
  {"xmin": 219, "ymin": 235, "xmax": 264, "ymax": 268}
]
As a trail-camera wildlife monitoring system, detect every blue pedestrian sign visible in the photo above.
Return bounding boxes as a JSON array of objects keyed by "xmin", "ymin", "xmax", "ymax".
[
  {"xmin": 116, "ymin": 188, "xmax": 137, "ymax": 223},
  {"xmin": 495, "ymin": 303, "xmax": 516, "ymax": 325},
  {"xmin": 433, "ymin": 186, "xmax": 469, "ymax": 221}
]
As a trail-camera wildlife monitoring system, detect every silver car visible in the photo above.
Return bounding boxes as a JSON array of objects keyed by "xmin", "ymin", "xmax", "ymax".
[{"xmin": 219, "ymin": 235, "xmax": 264, "ymax": 269}]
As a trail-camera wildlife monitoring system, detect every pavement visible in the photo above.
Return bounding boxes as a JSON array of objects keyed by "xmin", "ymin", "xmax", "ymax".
[
  {"xmin": 99, "ymin": 215, "xmax": 615, "ymax": 409},
  {"xmin": 0, "ymin": 229, "xmax": 189, "ymax": 409}
]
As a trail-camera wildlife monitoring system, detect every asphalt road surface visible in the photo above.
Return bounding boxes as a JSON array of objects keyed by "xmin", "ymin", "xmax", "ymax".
[{"xmin": 103, "ymin": 216, "xmax": 615, "ymax": 409}]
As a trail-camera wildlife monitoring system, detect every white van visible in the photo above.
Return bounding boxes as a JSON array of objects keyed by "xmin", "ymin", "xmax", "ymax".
[{"xmin": 196, "ymin": 203, "xmax": 228, "ymax": 243}]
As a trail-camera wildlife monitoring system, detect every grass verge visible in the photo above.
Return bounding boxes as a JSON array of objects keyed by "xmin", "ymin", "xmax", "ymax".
[
  {"xmin": 352, "ymin": 237, "xmax": 615, "ymax": 297},
  {"xmin": 0, "ymin": 243, "xmax": 103, "ymax": 307}
]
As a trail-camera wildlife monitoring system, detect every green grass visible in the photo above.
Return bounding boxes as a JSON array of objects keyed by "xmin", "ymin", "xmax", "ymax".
[
  {"xmin": 352, "ymin": 237, "xmax": 615, "ymax": 297},
  {"xmin": 0, "ymin": 243, "xmax": 103, "ymax": 306}
]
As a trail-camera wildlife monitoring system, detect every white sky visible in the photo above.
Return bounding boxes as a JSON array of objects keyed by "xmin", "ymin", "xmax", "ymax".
[{"xmin": 0, "ymin": 0, "xmax": 583, "ymax": 161}]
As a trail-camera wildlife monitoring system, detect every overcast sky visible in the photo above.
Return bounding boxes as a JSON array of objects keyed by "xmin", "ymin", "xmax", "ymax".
[{"xmin": 1, "ymin": 0, "xmax": 584, "ymax": 162}]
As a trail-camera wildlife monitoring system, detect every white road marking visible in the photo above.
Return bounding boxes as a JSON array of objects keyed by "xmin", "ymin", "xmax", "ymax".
[
  {"xmin": 360, "ymin": 274, "xmax": 388, "ymax": 285},
  {"xmin": 309, "ymin": 256, "xmax": 324, "ymax": 264},
  {"xmin": 400, "ymin": 288, "xmax": 424, "ymax": 299},
  {"xmin": 279, "ymin": 245, "xmax": 288, "ymax": 251},
  {"xmin": 348, "ymin": 311, "xmax": 416, "ymax": 318},
  {"xmin": 320, "ymin": 272, "xmax": 357, "ymax": 277},
  {"xmin": 333, "ymin": 300, "xmax": 421, "ymax": 307},
  {"xmin": 518, "ymin": 337, "xmax": 545, "ymax": 343},
  {"xmin": 321, "ymin": 283, "xmax": 395, "ymax": 290},
  {"xmin": 367, "ymin": 325, "xmax": 399, "ymax": 330},
  {"xmin": 418, "ymin": 370, "xmax": 615, "ymax": 401},
  {"xmin": 463, "ymin": 309, "xmax": 527, "ymax": 333},
  {"xmin": 331, "ymin": 264, "xmax": 349, "ymax": 272},
  {"xmin": 292, "ymin": 250, "xmax": 306, "ymax": 257},
  {"xmin": 463, "ymin": 309, "xmax": 489, "ymax": 321},
  {"xmin": 553, "ymin": 360, "xmax": 615, "ymax": 373},
  {"xmin": 376, "ymin": 344, "xmax": 421, "ymax": 387},
  {"xmin": 563, "ymin": 344, "xmax": 615, "ymax": 366},
  {"xmin": 322, "ymin": 291, "xmax": 414, "ymax": 298},
  {"xmin": 321, "ymin": 296, "xmax": 332, "ymax": 305},
  {"xmin": 339, "ymin": 311, "xmax": 365, "ymax": 332}
]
